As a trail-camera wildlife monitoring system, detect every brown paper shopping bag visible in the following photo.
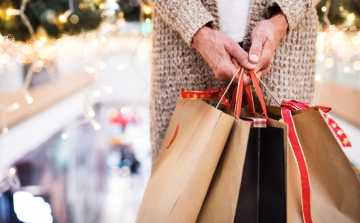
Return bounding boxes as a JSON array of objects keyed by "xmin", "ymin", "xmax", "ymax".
[
  {"xmin": 286, "ymin": 107, "xmax": 360, "ymax": 223},
  {"xmin": 250, "ymin": 69, "xmax": 360, "ymax": 223},
  {"xmin": 197, "ymin": 68, "xmax": 287, "ymax": 223},
  {"xmin": 137, "ymin": 98, "xmax": 234, "ymax": 223},
  {"xmin": 197, "ymin": 118, "xmax": 251, "ymax": 223}
]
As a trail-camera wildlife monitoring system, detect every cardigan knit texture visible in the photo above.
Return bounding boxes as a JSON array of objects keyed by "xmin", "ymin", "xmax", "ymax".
[{"xmin": 150, "ymin": 0, "xmax": 319, "ymax": 163}]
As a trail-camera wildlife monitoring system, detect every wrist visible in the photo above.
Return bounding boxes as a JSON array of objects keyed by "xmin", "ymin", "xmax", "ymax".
[
  {"xmin": 192, "ymin": 26, "xmax": 213, "ymax": 49},
  {"xmin": 269, "ymin": 11, "xmax": 288, "ymax": 38}
]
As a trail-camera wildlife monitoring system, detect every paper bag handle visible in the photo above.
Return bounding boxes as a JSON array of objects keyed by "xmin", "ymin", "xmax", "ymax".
[{"xmin": 231, "ymin": 69, "xmax": 270, "ymax": 125}]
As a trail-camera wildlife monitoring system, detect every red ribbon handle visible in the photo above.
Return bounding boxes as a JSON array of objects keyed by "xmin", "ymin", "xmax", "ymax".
[{"xmin": 248, "ymin": 70, "xmax": 270, "ymax": 125}]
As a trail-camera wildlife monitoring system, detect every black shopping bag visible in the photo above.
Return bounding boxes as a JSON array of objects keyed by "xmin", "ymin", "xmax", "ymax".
[{"xmin": 234, "ymin": 126, "xmax": 286, "ymax": 223}]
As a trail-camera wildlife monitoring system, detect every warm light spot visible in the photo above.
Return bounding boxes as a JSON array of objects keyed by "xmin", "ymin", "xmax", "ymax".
[
  {"xmin": 145, "ymin": 18, "xmax": 151, "ymax": 24},
  {"xmin": 9, "ymin": 168, "xmax": 16, "ymax": 175},
  {"xmin": 27, "ymin": 97, "xmax": 33, "ymax": 104},
  {"xmin": 23, "ymin": 45, "xmax": 32, "ymax": 54},
  {"xmin": 99, "ymin": 62, "xmax": 106, "ymax": 69},
  {"xmin": 101, "ymin": 36, "xmax": 107, "ymax": 43},
  {"xmin": 353, "ymin": 61, "xmax": 360, "ymax": 70},
  {"xmin": 315, "ymin": 74, "xmax": 321, "ymax": 81},
  {"xmin": 70, "ymin": 14, "xmax": 79, "ymax": 24},
  {"xmin": 94, "ymin": 91, "xmax": 101, "ymax": 96},
  {"xmin": 348, "ymin": 13, "xmax": 355, "ymax": 21},
  {"xmin": 321, "ymin": 6, "xmax": 327, "ymax": 12},
  {"xmin": 61, "ymin": 133, "xmax": 68, "ymax": 140},
  {"xmin": 318, "ymin": 55, "xmax": 325, "ymax": 61},
  {"xmin": 94, "ymin": 124, "xmax": 101, "ymax": 130},
  {"xmin": 88, "ymin": 110, "xmax": 95, "ymax": 117},
  {"xmin": 99, "ymin": 3, "xmax": 104, "ymax": 9},
  {"xmin": 59, "ymin": 15, "xmax": 66, "ymax": 22},
  {"xmin": 6, "ymin": 9, "xmax": 15, "ymax": 15},
  {"xmin": 37, "ymin": 60, "xmax": 44, "ymax": 67},
  {"xmin": 121, "ymin": 107, "xmax": 127, "ymax": 114},
  {"xmin": 352, "ymin": 36, "xmax": 360, "ymax": 45},
  {"xmin": 118, "ymin": 64, "xmax": 127, "ymax": 70},
  {"xmin": 343, "ymin": 66, "xmax": 350, "ymax": 73},
  {"xmin": 324, "ymin": 58, "xmax": 334, "ymax": 68},
  {"xmin": 35, "ymin": 41, "xmax": 43, "ymax": 48},
  {"xmin": 339, "ymin": 6, "xmax": 343, "ymax": 11},
  {"xmin": 105, "ymin": 86, "xmax": 113, "ymax": 93},
  {"xmin": 40, "ymin": 36, "xmax": 47, "ymax": 43},
  {"xmin": 12, "ymin": 103, "xmax": 19, "ymax": 109},
  {"xmin": 144, "ymin": 7, "xmax": 152, "ymax": 14},
  {"xmin": 86, "ymin": 67, "xmax": 94, "ymax": 73}
]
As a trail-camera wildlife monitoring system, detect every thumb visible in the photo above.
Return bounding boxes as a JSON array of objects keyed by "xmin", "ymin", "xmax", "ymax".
[{"xmin": 249, "ymin": 38, "xmax": 263, "ymax": 64}]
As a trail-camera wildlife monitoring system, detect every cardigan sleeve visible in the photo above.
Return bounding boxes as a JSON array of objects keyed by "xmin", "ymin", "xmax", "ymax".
[
  {"xmin": 150, "ymin": 0, "xmax": 215, "ymax": 46},
  {"xmin": 266, "ymin": 0, "xmax": 320, "ymax": 30}
]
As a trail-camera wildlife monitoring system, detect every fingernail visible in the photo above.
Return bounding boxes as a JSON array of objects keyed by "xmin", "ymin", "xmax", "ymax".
[{"xmin": 250, "ymin": 54, "xmax": 258, "ymax": 62}]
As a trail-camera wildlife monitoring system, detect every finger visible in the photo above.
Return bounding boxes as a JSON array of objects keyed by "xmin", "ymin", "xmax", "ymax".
[
  {"xmin": 231, "ymin": 57, "xmax": 239, "ymax": 67},
  {"xmin": 244, "ymin": 66, "xmax": 271, "ymax": 87},
  {"xmin": 255, "ymin": 41, "xmax": 273, "ymax": 72},
  {"xmin": 257, "ymin": 66, "xmax": 271, "ymax": 78},
  {"xmin": 249, "ymin": 38, "xmax": 263, "ymax": 64},
  {"xmin": 224, "ymin": 41, "xmax": 256, "ymax": 70},
  {"xmin": 215, "ymin": 59, "xmax": 239, "ymax": 82}
]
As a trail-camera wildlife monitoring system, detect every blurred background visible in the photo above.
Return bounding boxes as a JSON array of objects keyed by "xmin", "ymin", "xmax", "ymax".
[{"xmin": 0, "ymin": 0, "xmax": 359, "ymax": 222}]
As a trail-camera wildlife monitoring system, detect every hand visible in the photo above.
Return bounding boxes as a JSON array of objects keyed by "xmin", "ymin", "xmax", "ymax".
[
  {"xmin": 192, "ymin": 26, "xmax": 256, "ymax": 82},
  {"xmin": 247, "ymin": 11, "xmax": 288, "ymax": 85}
]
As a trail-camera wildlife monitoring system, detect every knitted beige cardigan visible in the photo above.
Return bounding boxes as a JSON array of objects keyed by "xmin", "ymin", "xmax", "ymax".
[{"xmin": 150, "ymin": 0, "xmax": 319, "ymax": 163}]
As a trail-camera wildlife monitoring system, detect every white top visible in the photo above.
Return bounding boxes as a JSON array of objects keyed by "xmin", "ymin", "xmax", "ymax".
[{"xmin": 217, "ymin": 0, "xmax": 251, "ymax": 42}]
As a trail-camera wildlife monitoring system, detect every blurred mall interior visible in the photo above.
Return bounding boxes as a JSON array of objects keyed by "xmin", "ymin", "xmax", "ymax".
[{"xmin": 0, "ymin": 0, "xmax": 359, "ymax": 222}]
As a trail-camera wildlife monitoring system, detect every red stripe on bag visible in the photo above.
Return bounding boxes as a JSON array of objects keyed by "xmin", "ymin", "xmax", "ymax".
[
  {"xmin": 180, "ymin": 85, "xmax": 230, "ymax": 107},
  {"xmin": 281, "ymin": 107, "xmax": 313, "ymax": 223},
  {"xmin": 166, "ymin": 99, "xmax": 189, "ymax": 149}
]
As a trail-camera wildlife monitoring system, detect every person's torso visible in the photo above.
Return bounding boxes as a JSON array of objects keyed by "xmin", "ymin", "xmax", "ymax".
[{"xmin": 217, "ymin": 0, "xmax": 251, "ymax": 42}]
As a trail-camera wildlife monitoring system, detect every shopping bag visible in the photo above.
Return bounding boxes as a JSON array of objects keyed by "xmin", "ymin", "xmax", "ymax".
[
  {"xmin": 282, "ymin": 103, "xmax": 360, "ymax": 223},
  {"xmin": 197, "ymin": 68, "xmax": 286, "ymax": 223},
  {"xmin": 249, "ymin": 70, "xmax": 360, "ymax": 223},
  {"xmin": 136, "ymin": 80, "xmax": 236, "ymax": 222}
]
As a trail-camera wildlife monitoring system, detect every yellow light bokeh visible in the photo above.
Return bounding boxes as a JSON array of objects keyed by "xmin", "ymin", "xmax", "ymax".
[
  {"xmin": 6, "ymin": 9, "xmax": 14, "ymax": 15},
  {"xmin": 59, "ymin": 15, "xmax": 66, "ymax": 22},
  {"xmin": 339, "ymin": 6, "xmax": 343, "ymax": 11},
  {"xmin": 70, "ymin": 14, "xmax": 79, "ymax": 24},
  {"xmin": 352, "ymin": 36, "xmax": 360, "ymax": 45},
  {"xmin": 324, "ymin": 58, "xmax": 334, "ymax": 68},
  {"xmin": 353, "ymin": 61, "xmax": 360, "ymax": 71},
  {"xmin": 40, "ymin": 36, "xmax": 47, "ymax": 43},
  {"xmin": 321, "ymin": 6, "xmax": 327, "ymax": 12},
  {"xmin": 144, "ymin": 7, "xmax": 152, "ymax": 14},
  {"xmin": 348, "ymin": 14, "xmax": 355, "ymax": 21}
]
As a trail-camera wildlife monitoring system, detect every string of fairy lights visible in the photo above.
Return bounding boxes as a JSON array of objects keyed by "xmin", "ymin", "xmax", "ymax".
[
  {"xmin": 0, "ymin": 0, "xmax": 358, "ymax": 192},
  {"xmin": 0, "ymin": 0, "xmax": 152, "ymax": 193},
  {"xmin": 315, "ymin": 2, "xmax": 360, "ymax": 85}
]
